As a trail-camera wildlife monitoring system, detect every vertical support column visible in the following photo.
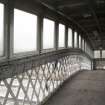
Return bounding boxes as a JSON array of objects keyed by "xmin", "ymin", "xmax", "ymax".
[
  {"xmin": 37, "ymin": 15, "xmax": 43, "ymax": 54},
  {"xmin": 65, "ymin": 26, "xmax": 68, "ymax": 48},
  {"xmin": 54, "ymin": 22, "xmax": 59, "ymax": 50},
  {"xmin": 82, "ymin": 38, "xmax": 84, "ymax": 51},
  {"xmin": 77, "ymin": 32, "xmax": 79, "ymax": 48},
  {"xmin": 6, "ymin": 0, "xmax": 14, "ymax": 58},
  {"xmin": 100, "ymin": 49, "xmax": 102, "ymax": 69},
  {"xmin": 93, "ymin": 59, "xmax": 96, "ymax": 70},
  {"xmin": 72, "ymin": 30, "xmax": 74, "ymax": 48},
  {"xmin": 84, "ymin": 39, "xmax": 86, "ymax": 52},
  {"xmin": 54, "ymin": 22, "xmax": 59, "ymax": 67},
  {"xmin": 91, "ymin": 60, "xmax": 93, "ymax": 70},
  {"xmin": 4, "ymin": 1, "xmax": 8, "ymax": 58},
  {"xmin": 81, "ymin": 36, "xmax": 82, "ymax": 50},
  {"xmin": 85, "ymin": 41, "xmax": 87, "ymax": 53},
  {"xmin": 100, "ymin": 49, "xmax": 102, "ymax": 59}
]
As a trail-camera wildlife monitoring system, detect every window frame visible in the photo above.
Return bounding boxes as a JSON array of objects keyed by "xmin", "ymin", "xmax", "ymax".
[
  {"xmin": 94, "ymin": 50, "xmax": 100, "ymax": 58},
  {"xmin": 74, "ymin": 31, "xmax": 78, "ymax": 48},
  {"xmin": 82, "ymin": 38, "xmax": 85, "ymax": 51},
  {"xmin": 68, "ymin": 28, "xmax": 73, "ymax": 48},
  {"xmin": 41, "ymin": 18, "xmax": 55, "ymax": 53},
  {"xmin": 58, "ymin": 23, "xmax": 66, "ymax": 49},
  {"xmin": 102, "ymin": 50, "xmax": 105, "ymax": 58},
  {"xmin": 12, "ymin": 8, "xmax": 39, "ymax": 58},
  {"xmin": 79, "ymin": 35, "xmax": 81, "ymax": 49},
  {"xmin": 0, "ymin": 2, "xmax": 7, "ymax": 62}
]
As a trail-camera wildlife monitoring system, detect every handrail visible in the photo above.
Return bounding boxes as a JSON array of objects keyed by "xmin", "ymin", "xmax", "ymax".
[{"xmin": 0, "ymin": 49, "xmax": 92, "ymax": 80}]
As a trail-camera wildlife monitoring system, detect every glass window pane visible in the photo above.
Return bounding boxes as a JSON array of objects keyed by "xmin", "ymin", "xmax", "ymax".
[
  {"xmin": 58, "ymin": 24, "xmax": 65, "ymax": 47},
  {"xmin": 79, "ymin": 35, "xmax": 81, "ymax": 49},
  {"xmin": 14, "ymin": 9, "xmax": 37, "ymax": 53},
  {"xmin": 68, "ymin": 28, "xmax": 72, "ymax": 47},
  {"xmin": 74, "ymin": 31, "xmax": 77, "ymax": 48},
  {"xmin": 82, "ymin": 38, "xmax": 84, "ymax": 50},
  {"xmin": 102, "ymin": 50, "xmax": 105, "ymax": 58},
  {"xmin": 94, "ymin": 50, "xmax": 100, "ymax": 58},
  {"xmin": 0, "ymin": 3, "xmax": 4, "ymax": 56},
  {"xmin": 43, "ymin": 18, "xmax": 54, "ymax": 49}
]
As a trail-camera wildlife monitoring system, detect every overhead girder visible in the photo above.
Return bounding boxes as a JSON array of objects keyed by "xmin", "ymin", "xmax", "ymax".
[
  {"xmin": 78, "ymin": 18, "xmax": 105, "ymax": 23},
  {"xmin": 54, "ymin": 0, "xmax": 86, "ymax": 8}
]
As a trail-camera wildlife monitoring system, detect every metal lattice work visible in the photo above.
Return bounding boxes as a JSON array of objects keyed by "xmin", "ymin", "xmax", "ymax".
[{"xmin": 0, "ymin": 55, "xmax": 91, "ymax": 105}]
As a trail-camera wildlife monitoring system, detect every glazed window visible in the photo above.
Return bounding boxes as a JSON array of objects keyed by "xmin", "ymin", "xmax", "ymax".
[
  {"xmin": 58, "ymin": 24, "xmax": 65, "ymax": 47},
  {"xmin": 74, "ymin": 31, "xmax": 77, "ymax": 48},
  {"xmin": 94, "ymin": 50, "xmax": 100, "ymax": 58},
  {"xmin": 82, "ymin": 38, "xmax": 84, "ymax": 50},
  {"xmin": 102, "ymin": 50, "xmax": 105, "ymax": 58},
  {"xmin": 79, "ymin": 35, "xmax": 81, "ymax": 49},
  {"xmin": 14, "ymin": 9, "xmax": 37, "ymax": 53},
  {"xmin": 68, "ymin": 28, "xmax": 72, "ymax": 47},
  {"xmin": 0, "ymin": 3, "xmax": 4, "ymax": 56},
  {"xmin": 43, "ymin": 18, "xmax": 55, "ymax": 49}
]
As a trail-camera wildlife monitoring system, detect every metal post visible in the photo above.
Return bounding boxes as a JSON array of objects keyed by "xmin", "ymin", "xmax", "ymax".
[
  {"xmin": 65, "ymin": 26, "xmax": 68, "ymax": 48},
  {"xmin": 6, "ymin": 0, "xmax": 14, "ymax": 58},
  {"xmin": 54, "ymin": 22, "xmax": 59, "ymax": 50},
  {"xmin": 81, "ymin": 36, "xmax": 82, "ymax": 50},
  {"xmin": 72, "ymin": 30, "xmax": 74, "ymax": 48},
  {"xmin": 37, "ymin": 15, "xmax": 43, "ymax": 54},
  {"xmin": 77, "ymin": 32, "xmax": 79, "ymax": 48}
]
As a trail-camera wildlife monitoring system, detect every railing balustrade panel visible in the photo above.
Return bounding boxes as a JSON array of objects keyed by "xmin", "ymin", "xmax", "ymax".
[{"xmin": 0, "ymin": 53, "xmax": 91, "ymax": 105}]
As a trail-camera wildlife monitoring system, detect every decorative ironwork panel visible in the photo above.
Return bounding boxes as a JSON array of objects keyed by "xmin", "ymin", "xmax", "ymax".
[{"xmin": 0, "ymin": 54, "xmax": 91, "ymax": 105}]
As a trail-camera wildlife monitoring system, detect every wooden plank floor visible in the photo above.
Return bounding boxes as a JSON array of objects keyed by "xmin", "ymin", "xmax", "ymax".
[{"xmin": 44, "ymin": 70, "xmax": 105, "ymax": 105}]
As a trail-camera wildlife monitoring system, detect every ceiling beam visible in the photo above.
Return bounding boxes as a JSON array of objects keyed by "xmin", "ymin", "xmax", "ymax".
[
  {"xmin": 83, "ymin": 24, "xmax": 105, "ymax": 28},
  {"xmin": 58, "ymin": 2, "xmax": 86, "ymax": 9},
  {"xmin": 64, "ymin": 8, "xmax": 90, "ymax": 16},
  {"xmin": 78, "ymin": 18, "xmax": 105, "ymax": 23},
  {"xmin": 55, "ymin": 0, "xmax": 86, "ymax": 8}
]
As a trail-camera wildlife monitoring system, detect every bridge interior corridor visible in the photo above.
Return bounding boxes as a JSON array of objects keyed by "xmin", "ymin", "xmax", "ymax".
[{"xmin": 0, "ymin": 0, "xmax": 105, "ymax": 105}]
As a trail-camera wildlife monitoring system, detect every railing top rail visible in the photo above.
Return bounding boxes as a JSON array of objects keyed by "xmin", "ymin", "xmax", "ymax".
[{"xmin": 0, "ymin": 48, "xmax": 92, "ymax": 81}]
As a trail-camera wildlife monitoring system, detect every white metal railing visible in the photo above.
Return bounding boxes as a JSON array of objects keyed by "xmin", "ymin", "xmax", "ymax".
[{"xmin": 0, "ymin": 54, "xmax": 91, "ymax": 105}]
